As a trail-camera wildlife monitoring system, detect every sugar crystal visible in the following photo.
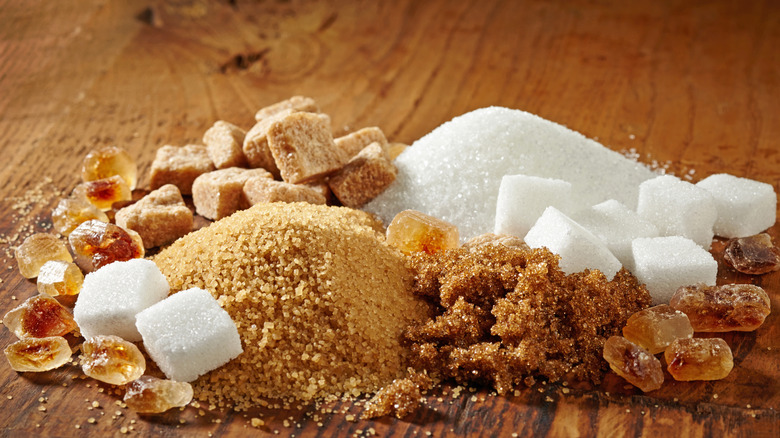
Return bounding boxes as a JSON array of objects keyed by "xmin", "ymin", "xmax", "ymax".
[
  {"xmin": 80, "ymin": 335, "xmax": 146, "ymax": 385},
  {"xmin": 385, "ymin": 210, "xmax": 459, "ymax": 255},
  {"xmin": 665, "ymin": 337, "xmax": 733, "ymax": 381},
  {"xmin": 15, "ymin": 233, "xmax": 73, "ymax": 278},
  {"xmin": 52, "ymin": 196, "xmax": 109, "ymax": 236},
  {"xmin": 724, "ymin": 233, "xmax": 780, "ymax": 275},
  {"xmin": 37, "ymin": 260, "xmax": 84, "ymax": 296},
  {"xmin": 669, "ymin": 283, "xmax": 770, "ymax": 332},
  {"xmin": 4, "ymin": 336, "xmax": 72, "ymax": 372},
  {"xmin": 622, "ymin": 305, "xmax": 693, "ymax": 354},
  {"xmin": 602, "ymin": 336, "xmax": 663, "ymax": 392},
  {"xmin": 123, "ymin": 376, "xmax": 193, "ymax": 414},
  {"xmin": 3, "ymin": 294, "xmax": 78, "ymax": 339},
  {"xmin": 81, "ymin": 146, "xmax": 138, "ymax": 190},
  {"xmin": 69, "ymin": 220, "xmax": 144, "ymax": 271},
  {"xmin": 73, "ymin": 175, "xmax": 132, "ymax": 211}
]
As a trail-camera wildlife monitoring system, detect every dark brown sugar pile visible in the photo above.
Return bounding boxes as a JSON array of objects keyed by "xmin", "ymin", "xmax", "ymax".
[
  {"xmin": 153, "ymin": 202, "xmax": 429, "ymax": 409},
  {"xmin": 403, "ymin": 243, "xmax": 652, "ymax": 394}
]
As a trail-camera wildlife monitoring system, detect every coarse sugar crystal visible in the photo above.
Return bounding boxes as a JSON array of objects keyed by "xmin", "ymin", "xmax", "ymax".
[
  {"xmin": 385, "ymin": 210, "xmax": 459, "ymax": 255},
  {"xmin": 602, "ymin": 336, "xmax": 663, "ymax": 392},
  {"xmin": 723, "ymin": 233, "xmax": 780, "ymax": 275},
  {"xmin": 621, "ymin": 304, "xmax": 693, "ymax": 354},
  {"xmin": 36, "ymin": 260, "xmax": 84, "ymax": 296},
  {"xmin": 80, "ymin": 335, "xmax": 146, "ymax": 385},
  {"xmin": 665, "ymin": 337, "xmax": 733, "ymax": 381},
  {"xmin": 3, "ymin": 294, "xmax": 78, "ymax": 339},
  {"xmin": 4, "ymin": 336, "xmax": 72, "ymax": 372},
  {"xmin": 670, "ymin": 284, "xmax": 770, "ymax": 332},
  {"xmin": 135, "ymin": 287, "xmax": 243, "ymax": 383},
  {"xmin": 81, "ymin": 146, "xmax": 138, "ymax": 190},
  {"xmin": 15, "ymin": 233, "xmax": 73, "ymax": 279},
  {"xmin": 123, "ymin": 376, "xmax": 194, "ymax": 414}
]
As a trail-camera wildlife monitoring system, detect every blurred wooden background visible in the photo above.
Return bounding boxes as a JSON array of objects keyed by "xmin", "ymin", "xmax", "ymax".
[{"xmin": 0, "ymin": 0, "xmax": 778, "ymax": 436}]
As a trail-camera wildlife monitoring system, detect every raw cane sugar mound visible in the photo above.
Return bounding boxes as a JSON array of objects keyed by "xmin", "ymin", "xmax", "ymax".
[
  {"xmin": 365, "ymin": 107, "xmax": 657, "ymax": 240},
  {"xmin": 152, "ymin": 202, "xmax": 429, "ymax": 409}
]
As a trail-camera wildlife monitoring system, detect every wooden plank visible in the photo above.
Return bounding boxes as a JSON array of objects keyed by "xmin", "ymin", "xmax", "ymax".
[{"xmin": 0, "ymin": 0, "xmax": 778, "ymax": 435}]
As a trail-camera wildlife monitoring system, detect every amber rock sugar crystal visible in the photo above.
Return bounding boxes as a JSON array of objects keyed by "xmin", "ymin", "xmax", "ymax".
[
  {"xmin": 69, "ymin": 220, "xmax": 144, "ymax": 271},
  {"xmin": 602, "ymin": 336, "xmax": 663, "ymax": 392},
  {"xmin": 73, "ymin": 175, "xmax": 132, "ymax": 211},
  {"xmin": 386, "ymin": 209, "xmax": 460, "ymax": 255},
  {"xmin": 3, "ymin": 294, "xmax": 78, "ymax": 339},
  {"xmin": 15, "ymin": 233, "xmax": 73, "ymax": 279},
  {"xmin": 123, "ymin": 376, "xmax": 194, "ymax": 414},
  {"xmin": 670, "ymin": 283, "xmax": 771, "ymax": 332},
  {"xmin": 665, "ymin": 337, "xmax": 733, "ymax": 381},
  {"xmin": 4, "ymin": 336, "xmax": 72, "ymax": 372},
  {"xmin": 81, "ymin": 145, "xmax": 138, "ymax": 190},
  {"xmin": 80, "ymin": 335, "xmax": 146, "ymax": 385},
  {"xmin": 52, "ymin": 196, "xmax": 110, "ymax": 236},
  {"xmin": 724, "ymin": 233, "xmax": 780, "ymax": 275},
  {"xmin": 37, "ymin": 260, "xmax": 84, "ymax": 296},
  {"xmin": 622, "ymin": 305, "xmax": 694, "ymax": 354}
]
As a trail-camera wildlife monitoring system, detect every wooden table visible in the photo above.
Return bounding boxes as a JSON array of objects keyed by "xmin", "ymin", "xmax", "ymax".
[{"xmin": 1, "ymin": 0, "xmax": 778, "ymax": 436}]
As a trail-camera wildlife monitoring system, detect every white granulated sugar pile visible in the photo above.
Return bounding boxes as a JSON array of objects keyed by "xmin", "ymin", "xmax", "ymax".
[{"xmin": 365, "ymin": 107, "xmax": 658, "ymax": 240}]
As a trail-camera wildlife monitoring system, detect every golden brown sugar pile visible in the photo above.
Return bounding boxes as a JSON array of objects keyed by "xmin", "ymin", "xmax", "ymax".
[
  {"xmin": 152, "ymin": 202, "xmax": 429, "ymax": 409},
  {"xmin": 404, "ymin": 244, "xmax": 651, "ymax": 394}
]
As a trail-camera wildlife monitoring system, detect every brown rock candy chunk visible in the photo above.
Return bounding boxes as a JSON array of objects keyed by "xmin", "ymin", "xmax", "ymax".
[
  {"xmin": 665, "ymin": 337, "xmax": 733, "ymax": 381},
  {"xmin": 670, "ymin": 283, "xmax": 770, "ymax": 332},
  {"xmin": 602, "ymin": 336, "xmax": 663, "ymax": 392},
  {"xmin": 724, "ymin": 233, "xmax": 780, "ymax": 275},
  {"xmin": 622, "ymin": 304, "xmax": 694, "ymax": 354}
]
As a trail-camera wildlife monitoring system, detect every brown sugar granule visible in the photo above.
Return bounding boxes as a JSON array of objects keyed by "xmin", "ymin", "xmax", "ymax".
[
  {"xmin": 404, "ymin": 244, "xmax": 650, "ymax": 395},
  {"xmin": 361, "ymin": 371, "xmax": 433, "ymax": 419},
  {"xmin": 153, "ymin": 202, "xmax": 428, "ymax": 408}
]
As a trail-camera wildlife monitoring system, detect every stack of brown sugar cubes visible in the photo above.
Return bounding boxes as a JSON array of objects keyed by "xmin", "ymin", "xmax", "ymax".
[{"xmin": 149, "ymin": 96, "xmax": 403, "ymax": 221}]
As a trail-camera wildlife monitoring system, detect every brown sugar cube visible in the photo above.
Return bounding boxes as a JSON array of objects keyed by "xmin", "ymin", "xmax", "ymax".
[
  {"xmin": 334, "ymin": 127, "xmax": 389, "ymax": 159},
  {"xmin": 243, "ymin": 110, "xmax": 292, "ymax": 178},
  {"xmin": 268, "ymin": 112, "xmax": 346, "ymax": 184},
  {"xmin": 254, "ymin": 95, "xmax": 319, "ymax": 121},
  {"xmin": 243, "ymin": 177, "xmax": 326, "ymax": 205},
  {"xmin": 328, "ymin": 142, "xmax": 397, "ymax": 208},
  {"xmin": 150, "ymin": 145, "xmax": 215, "ymax": 195},
  {"xmin": 115, "ymin": 184, "xmax": 193, "ymax": 249},
  {"xmin": 303, "ymin": 180, "xmax": 336, "ymax": 205},
  {"xmin": 203, "ymin": 121, "xmax": 248, "ymax": 169},
  {"xmin": 192, "ymin": 168, "xmax": 273, "ymax": 220}
]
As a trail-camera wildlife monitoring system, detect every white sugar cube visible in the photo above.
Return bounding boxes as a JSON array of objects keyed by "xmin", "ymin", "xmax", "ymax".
[
  {"xmin": 695, "ymin": 173, "xmax": 777, "ymax": 238},
  {"xmin": 135, "ymin": 287, "xmax": 243, "ymax": 382},
  {"xmin": 524, "ymin": 206, "xmax": 622, "ymax": 280},
  {"xmin": 494, "ymin": 175, "xmax": 572, "ymax": 238},
  {"xmin": 637, "ymin": 175, "xmax": 717, "ymax": 249},
  {"xmin": 571, "ymin": 199, "xmax": 659, "ymax": 271},
  {"xmin": 631, "ymin": 236, "xmax": 717, "ymax": 305},
  {"xmin": 74, "ymin": 259, "xmax": 169, "ymax": 342}
]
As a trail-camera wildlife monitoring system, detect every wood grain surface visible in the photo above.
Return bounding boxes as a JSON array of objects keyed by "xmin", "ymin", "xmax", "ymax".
[{"xmin": 1, "ymin": 0, "xmax": 779, "ymax": 436}]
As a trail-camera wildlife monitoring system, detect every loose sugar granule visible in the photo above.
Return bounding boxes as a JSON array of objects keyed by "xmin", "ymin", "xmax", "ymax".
[{"xmin": 153, "ymin": 202, "xmax": 429, "ymax": 409}]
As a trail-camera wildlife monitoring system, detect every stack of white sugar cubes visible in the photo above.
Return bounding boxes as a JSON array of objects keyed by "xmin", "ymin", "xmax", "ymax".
[
  {"xmin": 367, "ymin": 107, "xmax": 777, "ymax": 304},
  {"xmin": 74, "ymin": 259, "xmax": 242, "ymax": 382}
]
